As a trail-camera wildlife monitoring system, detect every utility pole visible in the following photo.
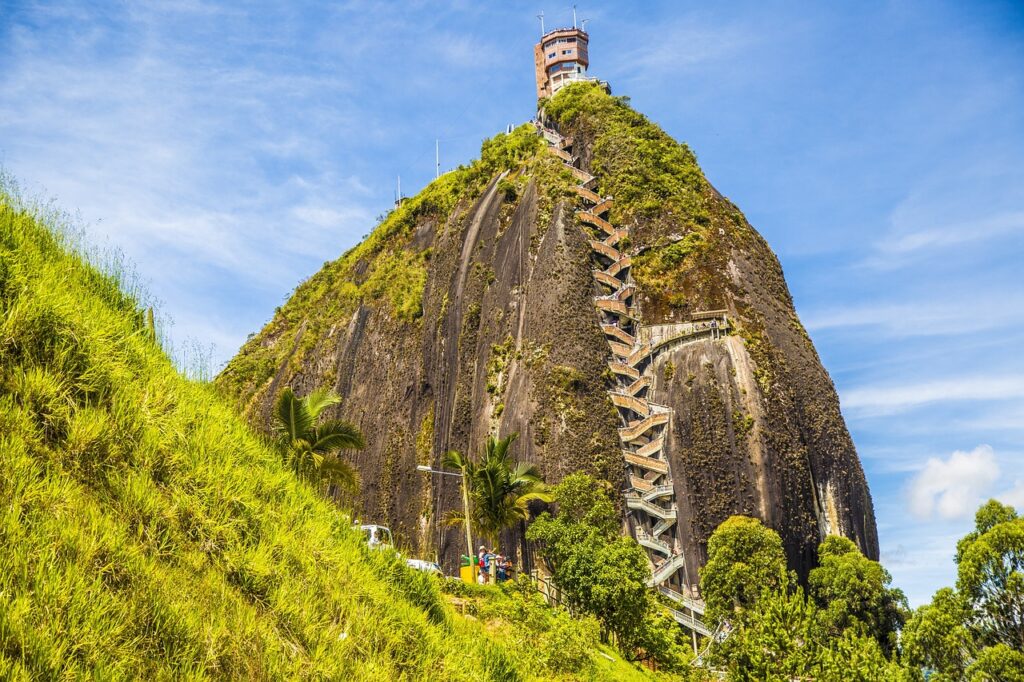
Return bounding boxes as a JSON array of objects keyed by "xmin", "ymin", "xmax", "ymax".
[
  {"xmin": 537, "ymin": 11, "xmax": 544, "ymax": 35},
  {"xmin": 397, "ymin": 175, "xmax": 401, "ymax": 205},
  {"xmin": 416, "ymin": 464, "xmax": 474, "ymax": 580},
  {"xmin": 435, "ymin": 139, "xmax": 440, "ymax": 179}
]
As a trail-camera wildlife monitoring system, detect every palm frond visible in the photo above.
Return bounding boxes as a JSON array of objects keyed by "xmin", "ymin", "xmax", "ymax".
[
  {"xmin": 442, "ymin": 449, "xmax": 474, "ymax": 476},
  {"xmin": 442, "ymin": 509, "xmax": 467, "ymax": 527},
  {"xmin": 303, "ymin": 387, "xmax": 342, "ymax": 420},
  {"xmin": 515, "ymin": 490, "xmax": 553, "ymax": 508},
  {"xmin": 310, "ymin": 420, "xmax": 365, "ymax": 453},
  {"xmin": 511, "ymin": 462, "xmax": 544, "ymax": 483},
  {"xmin": 319, "ymin": 455, "xmax": 358, "ymax": 491},
  {"xmin": 274, "ymin": 388, "xmax": 310, "ymax": 443}
]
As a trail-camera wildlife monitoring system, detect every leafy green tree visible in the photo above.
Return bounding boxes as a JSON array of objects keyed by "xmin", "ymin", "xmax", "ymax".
[
  {"xmin": 526, "ymin": 473, "xmax": 686, "ymax": 668},
  {"xmin": 901, "ymin": 500, "xmax": 1024, "ymax": 681},
  {"xmin": 699, "ymin": 518, "xmax": 910, "ymax": 679},
  {"xmin": 816, "ymin": 628, "xmax": 906, "ymax": 682},
  {"xmin": 699, "ymin": 515, "xmax": 788, "ymax": 626},
  {"xmin": 714, "ymin": 586, "xmax": 821, "ymax": 680},
  {"xmin": 274, "ymin": 387, "xmax": 364, "ymax": 493},
  {"xmin": 965, "ymin": 643, "xmax": 1024, "ymax": 682},
  {"xmin": 901, "ymin": 587, "xmax": 975, "ymax": 680},
  {"xmin": 956, "ymin": 500, "xmax": 1023, "ymax": 650},
  {"xmin": 808, "ymin": 535, "xmax": 908, "ymax": 655}
]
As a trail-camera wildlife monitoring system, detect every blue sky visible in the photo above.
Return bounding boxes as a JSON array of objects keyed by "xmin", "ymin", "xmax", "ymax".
[{"xmin": 2, "ymin": 0, "xmax": 1022, "ymax": 605}]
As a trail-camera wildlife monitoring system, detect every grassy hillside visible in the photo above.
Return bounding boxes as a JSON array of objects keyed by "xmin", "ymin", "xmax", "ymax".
[{"xmin": 0, "ymin": 182, "xmax": 658, "ymax": 680}]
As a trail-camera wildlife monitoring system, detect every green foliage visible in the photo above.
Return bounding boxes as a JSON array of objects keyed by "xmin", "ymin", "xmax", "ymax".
[
  {"xmin": 701, "ymin": 518, "xmax": 907, "ymax": 680},
  {"xmin": 901, "ymin": 587, "xmax": 975, "ymax": 680},
  {"xmin": 955, "ymin": 501, "xmax": 1023, "ymax": 649},
  {"xmin": 808, "ymin": 535, "xmax": 909, "ymax": 655},
  {"xmin": 273, "ymin": 386, "xmax": 364, "ymax": 496},
  {"xmin": 440, "ymin": 577, "xmax": 665, "ymax": 681},
  {"xmin": 217, "ymin": 124, "xmax": 554, "ymax": 408},
  {"xmin": 486, "ymin": 335, "xmax": 516, "ymax": 396},
  {"xmin": 544, "ymin": 82, "xmax": 712, "ymax": 297},
  {"xmin": 633, "ymin": 232, "xmax": 707, "ymax": 299},
  {"xmin": 965, "ymin": 643, "xmax": 1024, "ymax": 681},
  {"xmin": 446, "ymin": 433, "xmax": 551, "ymax": 549},
  {"xmin": 903, "ymin": 500, "xmax": 1024, "ymax": 680},
  {"xmin": 497, "ymin": 177, "xmax": 518, "ymax": 202},
  {"xmin": 0, "ymin": 185, "xmax": 595, "ymax": 679},
  {"xmin": 699, "ymin": 515, "xmax": 788, "ymax": 626},
  {"xmin": 527, "ymin": 474, "xmax": 688, "ymax": 670},
  {"xmin": 359, "ymin": 247, "xmax": 429, "ymax": 321}
]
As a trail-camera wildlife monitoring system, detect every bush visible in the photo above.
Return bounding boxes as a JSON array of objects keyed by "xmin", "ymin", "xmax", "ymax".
[{"xmin": 527, "ymin": 473, "xmax": 688, "ymax": 669}]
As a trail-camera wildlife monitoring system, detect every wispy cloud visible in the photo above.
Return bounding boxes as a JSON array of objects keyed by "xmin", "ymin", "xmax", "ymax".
[
  {"xmin": 841, "ymin": 375, "xmax": 1024, "ymax": 416},
  {"xmin": 863, "ymin": 210, "xmax": 1024, "ymax": 270},
  {"xmin": 0, "ymin": 2, "xmax": 381, "ymax": 363},
  {"xmin": 804, "ymin": 297, "xmax": 1024, "ymax": 337}
]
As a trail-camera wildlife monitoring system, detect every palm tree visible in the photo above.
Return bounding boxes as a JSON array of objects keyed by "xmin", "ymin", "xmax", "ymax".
[
  {"xmin": 467, "ymin": 433, "xmax": 551, "ymax": 550},
  {"xmin": 274, "ymin": 387, "xmax": 364, "ymax": 494}
]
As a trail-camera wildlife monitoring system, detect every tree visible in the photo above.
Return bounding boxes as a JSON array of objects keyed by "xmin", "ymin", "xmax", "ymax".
[
  {"xmin": 965, "ymin": 644, "xmax": 1024, "ymax": 682},
  {"xmin": 901, "ymin": 587, "xmax": 975, "ymax": 680},
  {"xmin": 901, "ymin": 500, "xmax": 1024, "ymax": 680},
  {"xmin": 699, "ymin": 519, "xmax": 908, "ymax": 679},
  {"xmin": 463, "ymin": 433, "xmax": 551, "ymax": 549},
  {"xmin": 699, "ymin": 515, "xmax": 788, "ymax": 627},
  {"xmin": 526, "ymin": 473, "xmax": 686, "ymax": 668},
  {"xmin": 808, "ymin": 535, "xmax": 908, "ymax": 655},
  {"xmin": 273, "ymin": 387, "xmax": 364, "ymax": 494},
  {"xmin": 956, "ymin": 500, "xmax": 1023, "ymax": 650}
]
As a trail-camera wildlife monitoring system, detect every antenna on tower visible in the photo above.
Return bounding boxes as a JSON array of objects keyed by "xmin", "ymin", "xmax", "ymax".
[
  {"xmin": 537, "ymin": 11, "xmax": 545, "ymax": 35},
  {"xmin": 573, "ymin": 5, "xmax": 577, "ymax": 29},
  {"xmin": 581, "ymin": 18, "xmax": 590, "ymax": 32}
]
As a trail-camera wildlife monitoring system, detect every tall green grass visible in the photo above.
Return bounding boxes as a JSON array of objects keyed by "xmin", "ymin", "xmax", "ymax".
[{"xmin": 0, "ymin": 180, "xmax": 649, "ymax": 680}]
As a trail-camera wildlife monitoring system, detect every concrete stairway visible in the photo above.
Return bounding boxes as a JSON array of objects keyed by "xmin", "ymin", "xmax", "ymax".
[{"xmin": 537, "ymin": 121, "xmax": 731, "ymax": 640}]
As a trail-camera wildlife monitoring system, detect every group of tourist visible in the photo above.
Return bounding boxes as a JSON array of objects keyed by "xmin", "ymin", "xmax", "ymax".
[{"xmin": 476, "ymin": 546, "xmax": 513, "ymax": 584}]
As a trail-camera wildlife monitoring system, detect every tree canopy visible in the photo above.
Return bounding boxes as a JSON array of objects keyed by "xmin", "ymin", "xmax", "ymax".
[
  {"xmin": 526, "ymin": 473, "xmax": 687, "ymax": 669},
  {"xmin": 699, "ymin": 515, "xmax": 788, "ymax": 626},
  {"xmin": 902, "ymin": 500, "xmax": 1024, "ymax": 680},
  {"xmin": 808, "ymin": 535, "xmax": 908, "ymax": 655}
]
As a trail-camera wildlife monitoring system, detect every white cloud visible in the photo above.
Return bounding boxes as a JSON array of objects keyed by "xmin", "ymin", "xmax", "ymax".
[
  {"xmin": 907, "ymin": 445, "xmax": 1000, "ymax": 520},
  {"xmin": 803, "ymin": 297, "xmax": 1024, "ymax": 337},
  {"xmin": 865, "ymin": 210, "xmax": 1024, "ymax": 269},
  {"xmin": 841, "ymin": 375, "xmax": 1024, "ymax": 415},
  {"xmin": 999, "ymin": 480, "xmax": 1024, "ymax": 510}
]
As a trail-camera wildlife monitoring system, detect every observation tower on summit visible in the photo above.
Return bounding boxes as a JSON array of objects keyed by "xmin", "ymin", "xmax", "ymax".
[{"xmin": 533, "ymin": 12, "xmax": 598, "ymax": 99}]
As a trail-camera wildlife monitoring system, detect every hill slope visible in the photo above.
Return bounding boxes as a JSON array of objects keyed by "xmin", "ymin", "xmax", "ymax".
[
  {"xmin": 218, "ymin": 84, "xmax": 878, "ymax": 585},
  {"xmin": 0, "ymin": 183, "xmax": 654, "ymax": 680}
]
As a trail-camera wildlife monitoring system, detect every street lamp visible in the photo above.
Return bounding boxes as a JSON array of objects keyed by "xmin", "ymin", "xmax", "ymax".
[{"xmin": 416, "ymin": 464, "xmax": 474, "ymax": 571}]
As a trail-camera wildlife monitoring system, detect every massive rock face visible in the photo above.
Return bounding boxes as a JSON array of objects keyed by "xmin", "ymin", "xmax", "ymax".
[{"xmin": 218, "ymin": 84, "xmax": 878, "ymax": 581}]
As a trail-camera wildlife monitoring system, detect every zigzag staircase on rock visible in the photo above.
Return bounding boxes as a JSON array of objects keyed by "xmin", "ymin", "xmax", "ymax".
[{"xmin": 536, "ymin": 121, "xmax": 732, "ymax": 638}]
